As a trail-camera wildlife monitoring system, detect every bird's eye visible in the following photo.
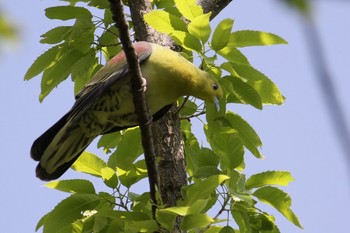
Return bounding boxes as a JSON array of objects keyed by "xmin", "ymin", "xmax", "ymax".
[{"xmin": 212, "ymin": 83, "xmax": 219, "ymax": 91}]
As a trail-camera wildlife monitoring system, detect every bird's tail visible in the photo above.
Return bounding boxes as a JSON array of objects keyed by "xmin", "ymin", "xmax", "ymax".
[{"xmin": 31, "ymin": 114, "xmax": 93, "ymax": 181}]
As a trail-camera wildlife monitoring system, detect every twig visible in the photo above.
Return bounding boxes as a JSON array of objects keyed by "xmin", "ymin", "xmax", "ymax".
[
  {"xmin": 180, "ymin": 111, "xmax": 206, "ymax": 120},
  {"xmin": 199, "ymin": 192, "xmax": 232, "ymax": 233},
  {"xmin": 108, "ymin": 0, "xmax": 160, "ymax": 221}
]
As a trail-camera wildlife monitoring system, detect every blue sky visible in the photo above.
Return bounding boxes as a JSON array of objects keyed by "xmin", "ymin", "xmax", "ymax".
[{"xmin": 1, "ymin": 0, "xmax": 349, "ymax": 232}]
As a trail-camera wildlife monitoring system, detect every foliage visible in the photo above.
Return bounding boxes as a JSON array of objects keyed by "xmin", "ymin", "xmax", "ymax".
[
  {"xmin": 0, "ymin": 11, "xmax": 17, "ymax": 51},
  {"xmin": 27, "ymin": 0, "xmax": 302, "ymax": 232}
]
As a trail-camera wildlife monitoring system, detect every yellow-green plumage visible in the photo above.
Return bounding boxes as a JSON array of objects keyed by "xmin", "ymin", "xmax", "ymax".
[{"xmin": 31, "ymin": 41, "xmax": 223, "ymax": 181}]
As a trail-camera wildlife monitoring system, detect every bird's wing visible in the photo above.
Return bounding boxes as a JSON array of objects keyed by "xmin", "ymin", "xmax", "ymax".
[
  {"xmin": 31, "ymin": 43, "xmax": 153, "ymax": 161},
  {"xmin": 69, "ymin": 46, "xmax": 153, "ymax": 122}
]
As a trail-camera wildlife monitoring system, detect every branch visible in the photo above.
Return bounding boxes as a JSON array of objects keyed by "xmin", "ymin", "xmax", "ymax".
[
  {"xmin": 108, "ymin": 0, "xmax": 160, "ymax": 220},
  {"xmin": 302, "ymin": 18, "xmax": 350, "ymax": 170},
  {"xmin": 197, "ymin": 0, "xmax": 233, "ymax": 20}
]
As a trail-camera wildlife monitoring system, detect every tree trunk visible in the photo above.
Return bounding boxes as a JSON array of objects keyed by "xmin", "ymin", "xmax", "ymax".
[{"xmin": 128, "ymin": 1, "xmax": 232, "ymax": 232}]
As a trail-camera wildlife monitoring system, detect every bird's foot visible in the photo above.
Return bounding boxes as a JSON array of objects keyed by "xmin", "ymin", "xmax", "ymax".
[{"xmin": 140, "ymin": 76, "xmax": 147, "ymax": 92}]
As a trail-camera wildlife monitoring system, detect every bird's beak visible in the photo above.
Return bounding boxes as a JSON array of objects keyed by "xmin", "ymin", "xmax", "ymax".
[{"xmin": 214, "ymin": 96, "xmax": 220, "ymax": 112}]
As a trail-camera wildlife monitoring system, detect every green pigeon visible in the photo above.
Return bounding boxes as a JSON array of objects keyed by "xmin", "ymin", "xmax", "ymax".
[{"xmin": 31, "ymin": 41, "xmax": 223, "ymax": 181}]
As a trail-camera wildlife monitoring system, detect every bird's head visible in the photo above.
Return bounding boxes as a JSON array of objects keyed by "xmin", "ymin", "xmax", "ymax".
[{"xmin": 197, "ymin": 72, "xmax": 223, "ymax": 111}]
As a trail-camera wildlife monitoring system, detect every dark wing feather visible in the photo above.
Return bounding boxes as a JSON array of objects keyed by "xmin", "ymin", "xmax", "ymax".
[{"xmin": 31, "ymin": 112, "xmax": 70, "ymax": 161}]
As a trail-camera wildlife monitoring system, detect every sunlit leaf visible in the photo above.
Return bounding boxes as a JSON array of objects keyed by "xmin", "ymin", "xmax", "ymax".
[
  {"xmin": 144, "ymin": 10, "xmax": 187, "ymax": 33},
  {"xmin": 108, "ymin": 128, "xmax": 142, "ymax": 170},
  {"xmin": 246, "ymin": 171, "xmax": 294, "ymax": 189},
  {"xmin": 43, "ymin": 194, "xmax": 102, "ymax": 232},
  {"xmin": 218, "ymin": 44, "xmax": 250, "ymax": 65},
  {"xmin": 97, "ymin": 131, "xmax": 122, "ymax": 151},
  {"xmin": 45, "ymin": 179, "xmax": 96, "ymax": 194},
  {"xmin": 211, "ymin": 18, "xmax": 234, "ymax": 51},
  {"xmin": 71, "ymin": 151, "xmax": 107, "ymax": 177},
  {"xmin": 170, "ymin": 30, "xmax": 202, "ymax": 52},
  {"xmin": 184, "ymin": 175, "xmax": 229, "ymax": 204},
  {"xmin": 188, "ymin": 12, "xmax": 211, "ymax": 43},
  {"xmin": 228, "ymin": 30, "xmax": 287, "ymax": 47},
  {"xmin": 181, "ymin": 214, "xmax": 213, "ymax": 231},
  {"xmin": 253, "ymin": 186, "xmax": 303, "ymax": 228},
  {"xmin": 231, "ymin": 63, "xmax": 285, "ymax": 105},
  {"xmin": 174, "ymin": 0, "xmax": 203, "ymax": 21},
  {"xmin": 101, "ymin": 167, "xmax": 118, "ymax": 188}
]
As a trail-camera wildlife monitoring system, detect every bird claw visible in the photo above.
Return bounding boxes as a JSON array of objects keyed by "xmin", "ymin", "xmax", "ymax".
[{"xmin": 140, "ymin": 76, "xmax": 147, "ymax": 92}]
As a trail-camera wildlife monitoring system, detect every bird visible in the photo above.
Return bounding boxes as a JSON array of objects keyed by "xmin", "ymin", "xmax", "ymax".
[{"xmin": 31, "ymin": 41, "xmax": 223, "ymax": 181}]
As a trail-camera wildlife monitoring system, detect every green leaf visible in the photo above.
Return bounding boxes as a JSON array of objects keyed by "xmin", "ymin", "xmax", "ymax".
[
  {"xmin": 67, "ymin": 16, "xmax": 95, "ymax": 53},
  {"xmin": 188, "ymin": 12, "xmax": 211, "ymax": 44},
  {"xmin": 101, "ymin": 167, "xmax": 119, "ymax": 188},
  {"xmin": 71, "ymin": 151, "xmax": 107, "ymax": 177},
  {"xmin": 222, "ymin": 75, "xmax": 263, "ymax": 109},
  {"xmin": 253, "ymin": 186, "xmax": 303, "ymax": 228},
  {"xmin": 156, "ymin": 211, "xmax": 177, "ymax": 231},
  {"xmin": 99, "ymin": 210, "xmax": 156, "ymax": 232},
  {"xmin": 170, "ymin": 30, "xmax": 202, "ymax": 52},
  {"xmin": 36, "ymin": 212, "xmax": 50, "ymax": 232},
  {"xmin": 160, "ymin": 206, "xmax": 190, "ymax": 216},
  {"xmin": 43, "ymin": 194, "xmax": 102, "ymax": 233},
  {"xmin": 24, "ymin": 45, "xmax": 60, "ymax": 80},
  {"xmin": 231, "ymin": 63, "xmax": 285, "ymax": 105},
  {"xmin": 280, "ymin": 0, "xmax": 311, "ymax": 16},
  {"xmin": 228, "ymin": 30, "xmax": 287, "ymax": 47},
  {"xmin": 226, "ymin": 112, "xmax": 264, "ymax": 159},
  {"xmin": 45, "ymin": 179, "xmax": 95, "ymax": 194},
  {"xmin": 40, "ymin": 26, "xmax": 71, "ymax": 44},
  {"xmin": 71, "ymin": 49, "xmax": 98, "ymax": 95},
  {"xmin": 144, "ymin": 10, "xmax": 187, "ymax": 34},
  {"xmin": 211, "ymin": 18, "xmax": 234, "ymax": 51},
  {"xmin": 0, "ymin": 14, "xmax": 17, "ymax": 41},
  {"xmin": 45, "ymin": 6, "xmax": 92, "ymax": 21},
  {"xmin": 179, "ymin": 98, "xmax": 198, "ymax": 116},
  {"xmin": 174, "ymin": 0, "xmax": 203, "ymax": 21},
  {"xmin": 98, "ymin": 131, "xmax": 122, "ymax": 151},
  {"xmin": 219, "ymin": 226, "xmax": 236, "ymax": 233},
  {"xmin": 103, "ymin": 8, "xmax": 114, "ymax": 27},
  {"xmin": 118, "ymin": 160, "xmax": 148, "ymax": 188},
  {"xmin": 187, "ymin": 198, "xmax": 210, "ymax": 215},
  {"xmin": 193, "ymin": 166, "xmax": 221, "ymax": 178},
  {"xmin": 98, "ymin": 26, "xmax": 120, "ymax": 58},
  {"xmin": 184, "ymin": 175, "xmax": 229, "ymax": 204},
  {"xmin": 125, "ymin": 220, "xmax": 159, "ymax": 232},
  {"xmin": 39, "ymin": 48, "xmax": 84, "ymax": 102},
  {"xmin": 205, "ymin": 226, "xmax": 224, "ymax": 233},
  {"xmin": 88, "ymin": 0, "xmax": 110, "ymax": 9},
  {"xmin": 231, "ymin": 201, "xmax": 251, "ymax": 233},
  {"xmin": 60, "ymin": 0, "xmax": 89, "ymax": 5},
  {"xmin": 108, "ymin": 128, "xmax": 143, "ymax": 170},
  {"xmin": 218, "ymin": 44, "xmax": 250, "ymax": 65},
  {"xmin": 246, "ymin": 171, "xmax": 294, "ymax": 189},
  {"xmin": 181, "ymin": 214, "xmax": 213, "ymax": 231},
  {"xmin": 204, "ymin": 117, "xmax": 244, "ymax": 170},
  {"xmin": 196, "ymin": 148, "xmax": 220, "ymax": 169},
  {"xmin": 226, "ymin": 170, "xmax": 246, "ymax": 194}
]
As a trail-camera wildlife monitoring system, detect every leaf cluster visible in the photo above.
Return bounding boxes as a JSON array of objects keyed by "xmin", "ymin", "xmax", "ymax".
[
  {"xmin": 27, "ymin": 0, "xmax": 302, "ymax": 232},
  {"xmin": 24, "ymin": 1, "xmax": 122, "ymax": 101}
]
